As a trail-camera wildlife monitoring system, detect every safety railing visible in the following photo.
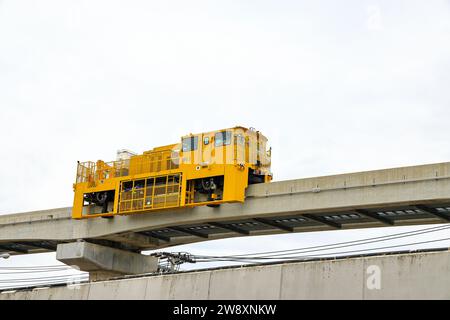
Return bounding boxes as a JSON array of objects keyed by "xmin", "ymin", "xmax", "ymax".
[
  {"xmin": 75, "ymin": 160, "xmax": 130, "ymax": 184},
  {"xmin": 75, "ymin": 151, "xmax": 180, "ymax": 184},
  {"xmin": 128, "ymin": 152, "xmax": 179, "ymax": 176}
]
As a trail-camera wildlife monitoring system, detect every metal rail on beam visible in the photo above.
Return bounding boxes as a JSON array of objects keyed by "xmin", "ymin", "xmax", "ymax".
[
  {"xmin": 414, "ymin": 205, "xmax": 450, "ymax": 222},
  {"xmin": 253, "ymin": 218, "xmax": 294, "ymax": 232},
  {"xmin": 208, "ymin": 222, "xmax": 249, "ymax": 235},
  {"xmin": 15, "ymin": 241, "xmax": 57, "ymax": 251},
  {"xmin": 167, "ymin": 226, "xmax": 209, "ymax": 239},
  {"xmin": 140, "ymin": 231, "xmax": 171, "ymax": 242},
  {"xmin": 0, "ymin": 244, "xmax": 28, "ymax": 254},
  {"xmin": 354, "ymin": 209, "xmax": 395, "ymax": 226},
  {"xmin": 302, "ymin": 214, "xmax": 342, "ymax": 229},
  {"xmin": 85, "ymin": 239, "xmax": 139, "ymax": 253}
]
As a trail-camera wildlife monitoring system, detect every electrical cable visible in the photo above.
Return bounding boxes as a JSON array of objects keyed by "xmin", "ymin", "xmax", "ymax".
[
  {"xmin": 193, "ymin": 237, "xmax": 450, "ymax": 262},
  {"xmin": 192, "ymin": 224, "xmax": 450, "ymax": 260},
  {"xmin": 0, "ymin": 265, "xmax": 72, "ymax": 270},
  {"xmin": 0, "ymin": 275, "xmax": 88, "ymax": 283},
  {"xmin": 0, "ymin": 269, "xmax": 83, "ymax": 275},
  {"xmin": 2, "ymin": 225, "xmax": 450, "ymax": 289}
]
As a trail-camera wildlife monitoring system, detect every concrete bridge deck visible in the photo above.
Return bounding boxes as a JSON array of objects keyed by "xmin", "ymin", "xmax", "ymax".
[{"xmin": 1, "ymin": 162, "xmax": 450, "ymax": 256}]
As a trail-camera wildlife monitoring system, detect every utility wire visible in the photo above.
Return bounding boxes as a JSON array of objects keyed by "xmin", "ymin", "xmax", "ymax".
[
  {"xmin": 194, "ymin": 237, "xmax": 450, "ymax": 262},
  {"xmin": 0, "ymin": 269, "xmax": 84, "ymax": 275},
  {"xmin": 0, "ymin": 279, "xmax": 89, "ymax": 290},
  {"xmin": 193, "ymin": 224, "xmax": 450, "ymax": 260},
  {"xmin": 0, "ymin": 275, "xmax": 86, "ymax": 283},
  {"xmin": 0, "ymin": 266, "xmax": 72, "ymax": 270},
  {"xmin": 2, "ymin": 225, "xmax": 450, "ymax": 288}
]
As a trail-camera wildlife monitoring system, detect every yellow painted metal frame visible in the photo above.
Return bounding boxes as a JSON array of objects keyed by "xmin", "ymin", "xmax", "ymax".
[{"xmin": 72, "ymin": 126, "xmax": 272, "ymax": 219}]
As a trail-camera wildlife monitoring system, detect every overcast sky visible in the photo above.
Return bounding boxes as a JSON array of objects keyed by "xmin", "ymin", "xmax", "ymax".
[{"xmin": 1, "ymin": 0, "xmax": 450, "ymax": 282}]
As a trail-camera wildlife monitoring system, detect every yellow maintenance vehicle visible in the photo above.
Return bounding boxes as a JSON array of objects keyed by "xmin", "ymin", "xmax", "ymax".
[{"xmin": 72, "ymin": 126, "xmax": 272, "ymax": 219}]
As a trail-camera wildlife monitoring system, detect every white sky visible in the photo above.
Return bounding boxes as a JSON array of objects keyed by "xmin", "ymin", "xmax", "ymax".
[{"xmin": 1, "ymin": 0, "xmax": 450, "ymax": 285}]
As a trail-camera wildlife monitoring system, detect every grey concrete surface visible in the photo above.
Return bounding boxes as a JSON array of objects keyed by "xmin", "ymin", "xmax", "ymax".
[
  {"xmin": 56, "ymin": 241, "xmax": 159, "ymax": 279},
  {"xmin": 2, "ymin": 250, "xmax": 450, "ymax": 300},
  {"xmin": 1, "ymin": 162, "xmax": 450, "ymax": 253}
]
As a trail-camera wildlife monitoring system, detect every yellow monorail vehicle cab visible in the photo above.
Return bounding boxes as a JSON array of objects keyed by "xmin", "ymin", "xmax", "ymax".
[{"xmin": 72, "ymin": 126, "xmax": 272, "ymax": 219}]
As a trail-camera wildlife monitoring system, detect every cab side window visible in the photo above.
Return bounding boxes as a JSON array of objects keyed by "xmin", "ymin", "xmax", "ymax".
[
  {"xmin": 236, "ymin": 134, "xmax": 245, "ymax": 145},
  {"xmin": 182, "ymin": 136, "xmax": 198, "ymax": 152},
  {"xmin": 215, "ymin": 131, "xmax": 232, "ymax": 147}
]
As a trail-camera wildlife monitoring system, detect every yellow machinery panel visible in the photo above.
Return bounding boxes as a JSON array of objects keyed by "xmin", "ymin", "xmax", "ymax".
[
  {"xmin": 72, "ymin": 126, "xmax": 272, "ymax": 219},
  {"xmin": 118, "ymin": 173, "xmax": 182, "ymax": 213}
]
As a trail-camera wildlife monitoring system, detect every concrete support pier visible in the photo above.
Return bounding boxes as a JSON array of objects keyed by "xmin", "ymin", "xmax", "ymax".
[{"xmin": 56, "ymin": 241, "xmax": 159, "ymax": 281}]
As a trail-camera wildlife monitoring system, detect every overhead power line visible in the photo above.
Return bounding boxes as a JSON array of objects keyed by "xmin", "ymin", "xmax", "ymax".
[
  {"xmin": 193, "ymin": 224, "xmax": 450, "ymax": 260},
  {"xmin": 0, "ymin": 265, "xmax": 72, "ymax": 270},
  {"xmin": 2, "ymin": 225, "xmax": 450, "ymax": 290},
  {"xmin": 194, "ymin": 237, "xmax": 450, "ymax": 262}
]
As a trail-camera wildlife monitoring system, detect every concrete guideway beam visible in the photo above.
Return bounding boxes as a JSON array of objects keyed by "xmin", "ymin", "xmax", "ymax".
[
  {"xmin": 56, "ymin": 241, "xmax": 159, "ymax": 280},
  {"xmin": 2, "ymin": 161, "xmax": 450, "ymax": 254}
]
